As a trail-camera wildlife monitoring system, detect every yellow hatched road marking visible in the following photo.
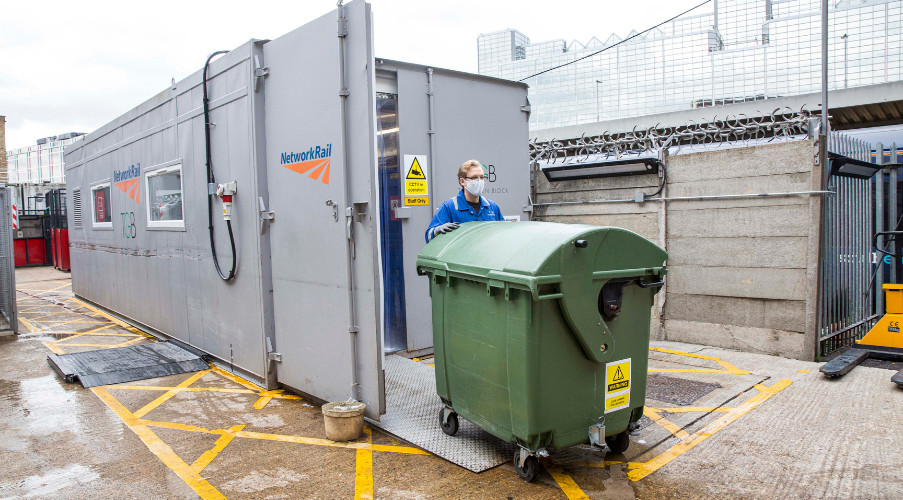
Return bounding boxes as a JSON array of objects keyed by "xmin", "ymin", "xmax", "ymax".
[
  {"xmin": 355, "ymin": 426, "xmax": 374, "ymax": 500},
  {"xmin": 43, "ymin": 341, "xmax": 65, "ymax": 355},
  {"xmin": 650, "ymin": 406, "xmax": 731, "ymax": 413},
  {"xmin": 37, "ymin": 283, "xmax": 74, "ymax": 295},
  {"xmin": 114, "ymin": 386, "xmax": 259, "ymax": 394},
  {"xmin": 547, "ymin": 465, "xmax": 592, "ymax": 500},
  {"xmin": 19, "ymin": 317, "xmax": 36, "ymax": 333},
  {"xmin": 134, "ymin": 370, "xmax": 212, "ymax": 418},
  {"xmin": 209, "ymin": 365, "xmax": 264, "ymax": 392},
  {"xmin": 69, "ymin": 298, "xmax": 152, "ymax": 338},
  {"xmin": 643, "ymin": 408, "xmax": 689, "ymax": 439},
  {"xmin": 92, "ymin": 387, "xmax": 228, "ymax": 500},
  {"xmin": 627, "ymin": 379, "xmax": 793, "ymax": 481},
  {"xmin": 192, "ymin": 425, "xmax": 245, "ymax": 473},
  {"xmin": 648, "ymin": 347, "xmax": 751, "ymax": 375}
]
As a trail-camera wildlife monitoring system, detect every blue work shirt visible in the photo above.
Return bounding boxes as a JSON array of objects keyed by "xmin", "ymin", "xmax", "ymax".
[{"xmin": 425, "ymin": 190, "xmax": 505, "ymax": 242}]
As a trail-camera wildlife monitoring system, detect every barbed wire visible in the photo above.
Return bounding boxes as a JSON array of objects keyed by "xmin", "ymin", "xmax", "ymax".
[{"xmin": 529, "ymin": 106, "xmax": 819, "ymax": 163}]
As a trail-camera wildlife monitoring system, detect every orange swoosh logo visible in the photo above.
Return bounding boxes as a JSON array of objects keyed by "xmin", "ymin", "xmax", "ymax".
[
  {"xmin": 282, "ymin": 158, "xmax": 330, "ymax": 185},
  {"xmin": 115, "ymin": 178, "xmax": 141, "ymax": 203}
]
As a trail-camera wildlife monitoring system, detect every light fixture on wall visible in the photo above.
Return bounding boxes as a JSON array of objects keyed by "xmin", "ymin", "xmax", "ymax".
[
  {"xmin": 828, "ymin": 152, "xmax": 884, "ymax": 179},
  {"xmin": 540, "ymin": 157, "xmax": 662, "ymax": 182}
]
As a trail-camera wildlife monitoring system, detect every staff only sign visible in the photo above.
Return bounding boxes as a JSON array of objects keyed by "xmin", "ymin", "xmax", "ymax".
[{"xmin": 403, "ymin": 155, "xmax": 429, "ymax": 206}]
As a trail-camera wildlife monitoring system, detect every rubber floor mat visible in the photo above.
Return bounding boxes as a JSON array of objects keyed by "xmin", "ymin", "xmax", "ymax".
[
  {"xmin": 367, "ymin": 355, "xmax": 517, "ymax": 473},
  {"xmin": 47, "ymin": 341, "xmax": 208, "ymax": 388}
]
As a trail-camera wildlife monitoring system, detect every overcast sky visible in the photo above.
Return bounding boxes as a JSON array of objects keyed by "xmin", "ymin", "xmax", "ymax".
[{"xmin": 0, "ymin": 0, "xmax": 710, "ymax": 149}]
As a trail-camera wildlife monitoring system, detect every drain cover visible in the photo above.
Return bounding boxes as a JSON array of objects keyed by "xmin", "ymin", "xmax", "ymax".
[{"xmin": 646, "ymin": 374, "xmax": 722, "ymax": 406}]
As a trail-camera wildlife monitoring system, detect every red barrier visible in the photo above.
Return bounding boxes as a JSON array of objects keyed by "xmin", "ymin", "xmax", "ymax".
[
  {"xmin": 14, "ymin": 237, "xmax": 47, "ymax": 267},
  {"xmin": 57, "ymin": 229, "xmax": 70, "ymax": 271}
]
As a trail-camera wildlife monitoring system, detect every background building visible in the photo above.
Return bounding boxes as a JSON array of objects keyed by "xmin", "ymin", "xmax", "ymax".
[
  {"xmin": 5, "ymin": 133, "xmax": 85, "ymax": 210},
  {"xmin": 479, "ymin": 0, "xmax": 903, "ymax": 130}
]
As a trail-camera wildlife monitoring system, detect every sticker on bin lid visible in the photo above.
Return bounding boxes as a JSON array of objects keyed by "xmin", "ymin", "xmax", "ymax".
[{"xmin": 605, "ymin": 358, "xmax": 631, "ymax": 413}]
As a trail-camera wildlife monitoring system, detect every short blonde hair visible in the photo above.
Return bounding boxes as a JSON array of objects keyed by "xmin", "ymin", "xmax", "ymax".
[{"xmin": 457, "ymin": 160, "xmax": 483, "ymax": 179}]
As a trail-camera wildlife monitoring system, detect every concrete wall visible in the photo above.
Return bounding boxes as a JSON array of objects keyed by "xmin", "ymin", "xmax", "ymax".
[{"xmin": 534, "ymin": 140, "xmax": 823, "ymax": 361}]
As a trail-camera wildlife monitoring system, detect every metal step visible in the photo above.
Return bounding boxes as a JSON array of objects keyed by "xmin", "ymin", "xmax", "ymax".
[
  {"xmin": 47, "ymin": 341, "xmax": 208, "ymax": 388},
  {"xmin": 367, "ymin": 355, "xmax": 517, "ymax": 473}
]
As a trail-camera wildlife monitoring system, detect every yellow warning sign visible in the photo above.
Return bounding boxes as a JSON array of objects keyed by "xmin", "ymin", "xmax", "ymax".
[
  {"xmin": 605, "ymin": 393, "xmax": 630, "ymax": 412},
  {"xmin": 404, "ymin": 196, "xmax": 429, "ymax": 206},
  {"xmin": 406, "ymin": 157, "xmax": 426, "ymax": 179},
  {"xmin": 406, "ymin": 180, "xmax": 428, "ymax": 195},
  {"xmin": 403, "ymin": 155, "xmax": 429, "ymax": 206},
  {"xmin": 604, "ymin": 358, "xmax": 631, "ymax": 413}
]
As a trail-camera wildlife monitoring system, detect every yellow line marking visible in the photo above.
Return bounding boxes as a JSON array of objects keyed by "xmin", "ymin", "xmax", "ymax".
[
  {"xmin": 92, "ymin": 388, "xmax": 227, "ymax": 500},
  {"xmin": 19, "ymin": 317, "xmax": 36, "ymax": 333},
  {"xmin": 565, "ymin": 460, "xmax": 642, "ymax": 468},
  {"xmin": 133, "ymin": 370, "xmax": 211, "ymax": 419},
  {"xmin": 37, "ymin": 283, "xmax": 74, "ymax": 295},
  {"xmin": 648, "ymin": 347, "xmax": 751, "ymax": 375},
  {"xmin": 69, "ymin": 298, "xmax": 152, "ymax": 338},
  {"xmin": 112, "ymin": 337, "xmax": 146, "ymax": 348},
  {"xmin": 627, "ymin": 379, "xmax": 793, "ymax": 481},
  {"xmin": 355, "ymin": 426, "xmax": 374, "ymax": 500},
  {"xmin": 649, "ymin": 407, "xmax": 731, "ymax": 414},
  {"xmin": 798, "ymin": 369, "xmax": 811, "ymax": 373},
  {"xmin": 43, "ymin": 341, "xmax": 65, "ymax": 355},
  {"xmin": 209, "ymin": 365, "xmax": 263, "ymax": 391},
  {"xmin": 644, "ymin": 407, "xmax": 689, "ymax": 439},
  {"xmin": 370, "ymin": 444, "xmax": 430, "ymax": 455},
  {"xmin": 650, "ymin": 347, "xmax": 720, "ymax": 361},
  {"xmin": 142, "ymin": 420, "xmax": 223, "ymax": 434},
  {"xmin": 648, "ymin": 368, "xmax": 735, "ymax": 374},
  {"xmin": 234, "ymin": 430, "xmax": 371, "ymax": 450},
  {"xmin": 111, "ymin": 385, "xmax": 260, "ymax": 394},
  {"xmin": 548, "ymin": 465, "xmax": 592, "ymax": 500},
  {"xmin": 715, "ymin": 359, "xmax": 752, "ymax": 375},
  {"xmin": 58, "ymin": 331, "xmax": 138, "ymax": 338},
  {"xmin": 191, "ymin": 425, "xmax": 245, "ymax": 473}
]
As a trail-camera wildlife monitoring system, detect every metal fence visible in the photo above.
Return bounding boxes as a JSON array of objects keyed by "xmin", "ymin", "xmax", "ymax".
[
  {"xmin": 0, "ymin": 187, "xmax": 18, "ymax": 333},
  {"xmin": 819, "ymin": 132, "xmax": 878, "ymax": 357}
]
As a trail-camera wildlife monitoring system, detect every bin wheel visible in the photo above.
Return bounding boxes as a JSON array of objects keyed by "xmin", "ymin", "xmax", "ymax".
[
  {"xmin": 440, "ymin": 409, "xmax": 459, "ymax": 436},
  {"xmin": 514, "ymin": 452, "xmax": 538, "ymax": 482},
  {"xmin": 605, "ymin": 431, "xmax": 630, "ymax": 455}
]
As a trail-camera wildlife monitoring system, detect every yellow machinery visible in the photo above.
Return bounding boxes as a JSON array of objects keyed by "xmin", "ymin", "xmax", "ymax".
[
  {"xmin": 856, "ymin": 284, "xmax": 903, "ymax": 350},
  {"xmin": 821, "ymin": 284, "xmax": 903, "ymax": 387}
]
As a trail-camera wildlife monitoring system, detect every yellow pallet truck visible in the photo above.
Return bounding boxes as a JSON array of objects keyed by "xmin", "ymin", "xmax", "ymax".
[{"xmin": 821, "ymin": 284, "xmax": 903, "ymax": 387}]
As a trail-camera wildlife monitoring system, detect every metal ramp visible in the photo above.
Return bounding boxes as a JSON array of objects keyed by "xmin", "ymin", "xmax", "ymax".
[
  {"xmin": 368, "ymin": 355, "xmax": 517, "ymax": 473},
  {"xmin": 47, "ymin": 341, "xmax": 209, "ymax": 388}
]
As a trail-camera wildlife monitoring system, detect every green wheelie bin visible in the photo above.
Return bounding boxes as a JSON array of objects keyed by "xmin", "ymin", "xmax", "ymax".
[{"xmin": 416, "ymin": 221, "xmax": 667, "ymax": 482}]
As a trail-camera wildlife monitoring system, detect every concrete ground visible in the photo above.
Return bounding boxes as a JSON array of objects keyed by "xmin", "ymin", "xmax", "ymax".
[{"xmin": 2, "ymin": 266, "xmax": 902, "ymax": 499}]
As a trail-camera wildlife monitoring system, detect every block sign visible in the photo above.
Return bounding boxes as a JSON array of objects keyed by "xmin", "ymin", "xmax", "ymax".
[{"xmin": 403, "ymin": 155, "xmax": 429, "ymax": 206}]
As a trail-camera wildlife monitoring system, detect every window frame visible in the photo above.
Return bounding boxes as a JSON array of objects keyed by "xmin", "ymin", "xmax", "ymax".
[
  {"xmin": 144, "ymin": 160, "xmax": 186, "ymax": 230},
  {"xmin": 90, "ymin": 180, "xmax": 113, "ymax": 230}
]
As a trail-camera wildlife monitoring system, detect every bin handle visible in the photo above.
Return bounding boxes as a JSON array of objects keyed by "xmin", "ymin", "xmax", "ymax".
[
  {"xmin": 635, "ymin": 278, "xmax": 665, "ymax": 288},
  {"xmin": 636, "ymin": 277, "xmax": 665, "ymax": 288}
]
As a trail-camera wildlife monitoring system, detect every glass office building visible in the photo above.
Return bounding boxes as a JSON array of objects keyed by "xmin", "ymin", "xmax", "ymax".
[{"xmin": 478, "ymin": 0, "xmax": 903, "ymax": 130}]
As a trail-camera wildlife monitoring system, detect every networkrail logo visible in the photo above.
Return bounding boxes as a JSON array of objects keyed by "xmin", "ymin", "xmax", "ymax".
[
  {"xmin": 281, "ymin": 144, "xmax": 332, "ymax": 185},
  {"xmin": 114, "ymin": 163, "xmax": 141, "ymax": 203}
]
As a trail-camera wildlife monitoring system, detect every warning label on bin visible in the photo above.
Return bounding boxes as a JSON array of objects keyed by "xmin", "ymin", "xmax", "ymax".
[
  {"xmin": 404, "ymin": 155, "xmax": 429, "ymax": 206},
  {"xmin": 605, "ymin": 393, "xmax": 630, "ymax": 413},
  {"xmin": 605, "ymin": 358, "xmax": 631, "ymax": 413}
]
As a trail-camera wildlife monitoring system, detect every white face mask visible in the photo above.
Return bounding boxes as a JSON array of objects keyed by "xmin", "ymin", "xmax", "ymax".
[{"xmin": 464, "ymin": 178, "xmax": 484, "ymax": 197}]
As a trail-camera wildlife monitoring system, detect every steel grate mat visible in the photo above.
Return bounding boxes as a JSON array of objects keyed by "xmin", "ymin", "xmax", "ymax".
[{"xmin": 367, "ymin": 355, "xmax": 517, "ymax": 473}]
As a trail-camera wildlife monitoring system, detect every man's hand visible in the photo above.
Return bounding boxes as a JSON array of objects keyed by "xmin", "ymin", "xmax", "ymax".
[{"xmin": 433, "ymin": 222, "xmax": 460, "ymax": 236}]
